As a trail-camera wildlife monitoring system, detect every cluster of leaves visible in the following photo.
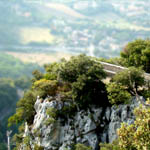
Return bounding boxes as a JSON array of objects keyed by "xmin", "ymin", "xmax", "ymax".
[
  {"xmin": 121, "ymin": 39, "xmax": 150, "ymax": 73},
  {"xmin": 107, "ymin": 67, "xmax": 145, "ymax": 105},
  {"xmin": 8, "ymin": 90, "xmax": 37, "ymax": 126},
  {"xmin": 34, "ymin": 144, "xmax": 44, "ymax": 150},
  {"xmin": 107, "ymin": 82, "xmax": 131, "ymax": 105},
  {"xmin": 11, "ymin": 123, "xmax": 25, "ymax": 150},
  {"xmin": 33, "ymin": 79, "xmax": 58, "ymax": 98},
  {"xmin": 117, "ymin": 104, "xmax": 150, "ymax": 150},
  {"xmin": 59, "ymin": 54, "xmax": 108, "ymax": 108},
  {"xmin": 45, "ymin": 107, "xmax": 58, "ymax": 125}
]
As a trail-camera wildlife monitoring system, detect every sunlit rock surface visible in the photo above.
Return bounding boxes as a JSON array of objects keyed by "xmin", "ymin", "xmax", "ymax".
[{"xmin": 21, "ymin": 97, "xmax": 139, "ymax": 150}]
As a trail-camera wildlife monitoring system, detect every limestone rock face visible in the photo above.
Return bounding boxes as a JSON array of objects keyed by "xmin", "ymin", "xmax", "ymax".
[{"xmin": 21, "ymin": 97, "xmax": 140, "ymax": 150}]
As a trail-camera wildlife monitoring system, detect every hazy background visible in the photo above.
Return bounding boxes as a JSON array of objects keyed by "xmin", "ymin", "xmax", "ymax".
[
  {"xmin": 0, "ymin": 0, "xmax": 150, "ymax": 149},
  {"xmin": 1, "ymin": 0, "xmax": 150, "ymax": 64}
]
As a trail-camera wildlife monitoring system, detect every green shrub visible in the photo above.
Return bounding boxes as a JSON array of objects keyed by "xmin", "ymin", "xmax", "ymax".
[
  {"xmin": 100, "ymin": 140, "xmax": 121, "ymax": 150},
  {"xmin": 33, "ymin": 129, "xmax": 41, "ymax": 138},
  {"xmin": 33, "ymin": 79, "xmax": 58, "ymax": 98},
  {"xmin": 118, "ymin": 104, "xmax": 150, "ymax": 150},
  {"xmin": 59, "ymin": 54, "xmax": 106, "ymax": 83},
  {"xmin": 75, "ymin": 143, "xmax": 92, "ymax": 150},
  {"xmin": 44, "ymin": 118, "xmax": 56, "ymax": 126},
  {"xmin": 8, "ymin": 90, "xmax": 37, "ymax": 125},
  {"xmin": 121, "ymin": 39, "xmax": 150, "ymax": 73},
  {"xmin": 23, "ymin": 136, "xmax": 30, "ymax": 145},
  {"xmin": 45, "ymin": 108, "xmax": 58, "ymax": 126},
  {"xmin": 44, "ymin": 62, "xmax": 60, "ymax": 80},
  {"xmin": 107, "ymin": 82, "xmax": 131, "ymax": 105},
  {"xmin": 112, "ymin": 67, "xmax": 145, "ymax": 95},
  {"xmin": 46, "ymin": 107, "xmax": 57, "ymax": 118},
  {"xmin": 34, "ymin": 144, "xmax": 44, "ymax": 150}
]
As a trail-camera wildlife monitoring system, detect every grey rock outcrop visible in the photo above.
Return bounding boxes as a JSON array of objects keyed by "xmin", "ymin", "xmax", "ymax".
[{"xmin": 21, "ymin": 97, "xmax": 140, "ymax": 150}]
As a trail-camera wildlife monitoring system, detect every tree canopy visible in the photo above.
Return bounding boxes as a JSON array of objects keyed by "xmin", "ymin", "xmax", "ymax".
[
  {"xmin": 121, "ymin": 39, "xmax": 150, "ymax": 73},
  {"xmin": 59, "ymin": 54, "xmax": 108, "ymax": 107},
  {"xmin": 112, "ymin": 67, "xmax": 145, "ymax": 95}
]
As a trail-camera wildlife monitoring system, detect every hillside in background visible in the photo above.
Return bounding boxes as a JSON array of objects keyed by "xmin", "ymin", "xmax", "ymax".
[
  {"xmin": 0, "ymin": 53, "xmax": 43, "ymax": 149},
  {"xmin": 0, "ymin": 0, "xmax": 150, "ymax": 64}
]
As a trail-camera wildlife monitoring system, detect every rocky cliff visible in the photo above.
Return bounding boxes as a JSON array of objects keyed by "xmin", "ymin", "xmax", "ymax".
[{"xmin": 21, "ymin": 96, "xmax": 140, "ymax": 150}]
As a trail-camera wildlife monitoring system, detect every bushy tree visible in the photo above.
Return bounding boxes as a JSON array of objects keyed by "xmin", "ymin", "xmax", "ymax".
[
  {"xmin": 121, "ymin": 39, "xmax": 150, "ymax": 73},
  {"xmin": 32, "ymin": 70, "xmax": 43, "ymax": 82},
  {"xmin": 112, "ymin": 67, "xmax": 145, "ymax": 95},
  {"xmin": 107, "ymin": 82, "xmax": 131, "ymax": 105},
  {"xmin": 8, "ymin": 90, "xmax": 37, "ymax": 126},
  {"xmin": 117, "ymin": 104, "xmax": 150, "ymax": 150},
  {"xmin": 59, "ymin": 54, "xmax": 106, "ymax": 83},
  {"xmin": 33, "ymin": 79, "xmax": 58, "ymax": 98},
  {"xmin": 59, "ymin": 54, "xmax": 108, "ymax": 107},
  {"xmin": 106, "ymin": 67, "xmax": 145, "ymax": 105},
  {"xmin": 44, "ymin": 62, "xmax": 60, "ymax": 80}
]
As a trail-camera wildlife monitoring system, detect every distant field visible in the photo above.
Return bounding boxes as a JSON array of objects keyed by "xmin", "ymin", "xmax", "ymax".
[
  {"xmin": 20, "ymin": 27, "xmax": 55, "ymax": 44},
  {"xmin": 110, "ymin": 20, "xmax": 150, "ymax": 31},
  {"xmin": 98, "ymin": 18, "xmax": 150, "ymax": 31},
  {"xmin": 44, "ymin": 3, "xmax": 86, "ymax": 19},
  {"xmin": 6, "ymin": 52, "xmax": 72, "ymax": 65}
]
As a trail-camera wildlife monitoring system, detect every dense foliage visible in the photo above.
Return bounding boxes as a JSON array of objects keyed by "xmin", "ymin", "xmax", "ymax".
[
  {"xmin": 59, "ymin": 55, "xmax": 108, "ymax": 108},
  {"xmin": 121, "ymin": 39, "xmax": 150, "ymax": 73},
  {"xmin": 112, "ymin": 67, "xmax": 145, "ymax": 95},
  {"xmin": 107, "ymin": 82, "xmax": 131, "ymax": 105},
  {"xmin": 106, "ymin": 67, "xmax": 145, "ymax": 105},
  {"xmin": 118, "ymin": 104, "xmax": 150, "ymax": 150}
]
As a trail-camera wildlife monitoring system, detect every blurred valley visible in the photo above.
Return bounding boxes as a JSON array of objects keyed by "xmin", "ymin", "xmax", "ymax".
[
  {"xmin": 1, "ymin": 0, "xmax": 150, "ymax": 63},
  {"xmin": 0, "ymin": 0, "xmax": 150, "ymax": 149}
]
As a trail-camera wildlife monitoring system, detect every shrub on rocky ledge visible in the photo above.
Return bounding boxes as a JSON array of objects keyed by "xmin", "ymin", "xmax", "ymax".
[
  {"xmin": 75, "ymin": 143, "xmax": 92, "ymax": 150},
  {"xmin": 118, "ymin": 104, "xmax": 150, "ymax": 150},
  {"xmin": 107, "ymin": 82, "xmax": 131, "ymax": 105}
]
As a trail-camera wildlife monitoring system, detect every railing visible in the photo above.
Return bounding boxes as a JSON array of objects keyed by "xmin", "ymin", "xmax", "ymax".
[{"xmin": 94, "ymin": 60, "xmax": 150, "ymax": 81}]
